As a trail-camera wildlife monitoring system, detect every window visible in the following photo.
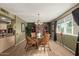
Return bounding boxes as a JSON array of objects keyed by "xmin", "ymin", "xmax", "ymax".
[
  {"xmin": 21, "ymin": 23, "xmax": 25, "ymax": 32},
  {"xmin": 65, "ymin": 19, "xmax": 73, "ymax": 34},
  {"xmin": 57, "ymin": 24, "xmax": 61, "ymax": 32},
  {"xmin": 60, "ymin": 22, "xmax": 64, "ymax": 32},
  {"xmin": 57, "ymin": 14, "xmax": 73, "ymax": 35},
  {"xmin": 57, "ymin": 20, "xmax": 64, "ymax": 33}
]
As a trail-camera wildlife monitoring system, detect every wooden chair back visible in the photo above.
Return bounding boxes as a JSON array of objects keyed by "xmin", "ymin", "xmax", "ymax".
[{"xmin": 40, "ymin": 33, "xmax": 50, "ymax": 45}]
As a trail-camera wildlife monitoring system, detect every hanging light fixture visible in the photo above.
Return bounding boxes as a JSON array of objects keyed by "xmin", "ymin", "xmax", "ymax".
[{"xmin": 35, "ymin": 11, "xmax": 43, "ymax": 25}]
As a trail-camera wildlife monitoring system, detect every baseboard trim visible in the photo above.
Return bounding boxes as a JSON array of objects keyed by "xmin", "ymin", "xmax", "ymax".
[
  {"xmin": 15, "ymin": 39, "xmax": 25, "ymax": 46},
  {"xmin": 56, "ymin": 41, "xmax": 75, "ymax": 55},
  {"xmin": 63, "ymin": 45, "xmax": 75, "ymax": 54}
]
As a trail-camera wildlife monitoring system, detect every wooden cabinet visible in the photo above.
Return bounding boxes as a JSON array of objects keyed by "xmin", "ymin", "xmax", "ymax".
[{"xmin": 0, "ymin": 36, "xmax": 15, "ymax": 53}]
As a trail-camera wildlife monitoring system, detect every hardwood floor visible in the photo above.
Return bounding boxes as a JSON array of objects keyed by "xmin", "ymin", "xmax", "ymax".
[{"xmin": 0, "ymin": 40, "xmax": 74, "ymax": 56}]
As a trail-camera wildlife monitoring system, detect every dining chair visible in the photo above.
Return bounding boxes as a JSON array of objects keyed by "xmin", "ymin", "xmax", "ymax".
[
  {"xmin": 38, "ymin": 32, "xmax": 51, "ymax": 52},
  {"xmin": 25, "ymin": 36, "xmax": 38, "ymax": 51}
]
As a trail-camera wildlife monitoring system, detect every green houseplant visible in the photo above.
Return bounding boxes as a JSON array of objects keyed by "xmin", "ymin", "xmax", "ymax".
[{"xmin": 25, "ymin": 23, "xmax": 33, "ymax": 37}]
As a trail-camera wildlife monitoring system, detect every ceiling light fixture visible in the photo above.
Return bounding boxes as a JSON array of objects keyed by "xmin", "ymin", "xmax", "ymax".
[{"xmin": 35, "ymin": 11, "xmax": 43, "ymax": 25}]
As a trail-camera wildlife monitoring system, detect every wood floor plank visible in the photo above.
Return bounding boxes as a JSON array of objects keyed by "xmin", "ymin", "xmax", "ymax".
[{"xmin": 0, "ymin": 40, "xmax": 74, "ymax": 56}]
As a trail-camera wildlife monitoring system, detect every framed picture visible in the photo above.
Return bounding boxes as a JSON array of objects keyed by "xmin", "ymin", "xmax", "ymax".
[{"xmin": 21, "ymin": 23, "xmax": 25, "ymax": 32}]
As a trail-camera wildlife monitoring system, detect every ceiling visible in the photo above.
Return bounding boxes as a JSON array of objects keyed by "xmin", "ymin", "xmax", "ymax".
[{"xmin": 0, "ymin": 3, "xmax": 77, "ymax": 22}]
